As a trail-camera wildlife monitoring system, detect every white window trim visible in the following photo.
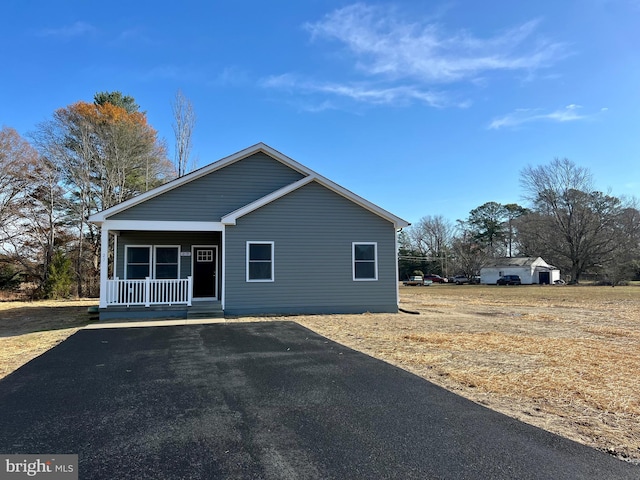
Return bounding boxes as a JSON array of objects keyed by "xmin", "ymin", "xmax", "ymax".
[
  {"xmin": 352, "ymin": 242, "xmax": 378, "ymax": 281},
  {"xmin": 246, "ymin": 241, "xmax": 275, "ymax": 282},
  {"xmin": 124, "ymin": 245, "xmax": 152, "ymax": 280},
  {"xmin": 153, "ymin": 245, "xmax": 181, "ymax": 279}
]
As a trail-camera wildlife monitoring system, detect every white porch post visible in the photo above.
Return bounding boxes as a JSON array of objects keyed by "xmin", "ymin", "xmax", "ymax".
[
  {"xmin": 112, "ymin": 233, "xmax": 118, "ymax": 282},
  {"xmin": 99, "ymin": 224, "xmax": 110, "ymax": 308}
]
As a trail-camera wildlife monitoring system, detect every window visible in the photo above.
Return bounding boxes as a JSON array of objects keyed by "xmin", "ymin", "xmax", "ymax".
[
  {"xmin": 126, "ymin": 246, "xmax": 151, "ymax": 279},
  {"xmin": 154, "ymin": 246, "xmax": 179, "ymax": 279},
  {"xmin": 247, "ymin": 242, "xmax": 274, "ymax": 282},
  {"xmin": 353, "ymin": 242, "xmax": 377, "ymax": 281},
  {"xmin": 196, "ymin": 249, "xmax": 213, "ymax": 263}
]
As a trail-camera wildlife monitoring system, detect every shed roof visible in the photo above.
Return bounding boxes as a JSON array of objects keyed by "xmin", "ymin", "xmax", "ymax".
[{"xmin": 482, "ymin": 257, "xmax": 547, "ymax": 268}]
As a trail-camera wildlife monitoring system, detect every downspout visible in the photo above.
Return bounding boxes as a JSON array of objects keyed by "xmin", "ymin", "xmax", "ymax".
[
  {"xmin": 395, "ymin": 227, "xmax": 402, "ymax": 312},
  {"xmin": 112, "ymin": 232, "xmax": 119, "ymax": 280},
  {"xmin": 221, "ymin": 226, "xmax": 226, "ymax": 311}
]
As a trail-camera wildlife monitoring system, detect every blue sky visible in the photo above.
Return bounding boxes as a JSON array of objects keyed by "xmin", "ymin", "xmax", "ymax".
[{"xmin": 2, "ymin": 0, "xmax": 639, "ymax": 225}]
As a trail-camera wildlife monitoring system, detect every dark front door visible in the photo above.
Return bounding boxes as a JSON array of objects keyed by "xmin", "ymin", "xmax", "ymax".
[
  {"xmin": 193, "ymin": 247, "xmax": 217, "ymax": 298},
  {"xmin": 539, "ymin": 271, "xmax": 550, "ymax": 285}
]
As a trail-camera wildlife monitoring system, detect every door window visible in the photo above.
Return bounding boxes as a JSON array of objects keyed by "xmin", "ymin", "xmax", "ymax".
[{"xmin": 197, "ymin": 249, "xmax": 214, "ymax": 263}]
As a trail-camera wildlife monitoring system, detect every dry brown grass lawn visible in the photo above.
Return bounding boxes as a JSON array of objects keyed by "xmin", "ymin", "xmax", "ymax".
[
  {"xmin": 0, "ymin": 299, "xmax": 97, "ymax": 378},
  {"xmin": 235, "ymin": 284, "xmax": 640, "ymax": 463},
  {"xmin": 1, "ymin": 287, "xmax": 638, "ymax": 463}
]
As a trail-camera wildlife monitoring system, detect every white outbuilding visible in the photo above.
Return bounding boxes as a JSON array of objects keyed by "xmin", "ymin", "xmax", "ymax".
[{"xmin": 480, "ymin": 257, "xmax": 561, "ymax": 285}]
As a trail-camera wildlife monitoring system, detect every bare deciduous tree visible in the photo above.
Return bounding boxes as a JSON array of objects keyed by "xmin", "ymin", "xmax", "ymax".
[
  {"xmin": 8, "ymin": 157, "xmax": 69, "ymax": 295},
  {"xmin": 407, "ymin": 215, "xmax": 453, "ymax": 257},
  {"xmin": 451, "ymin": 227, "xmax": 489, "ymax": 279},
  {"xmin": 172, "ymin": 89, "xmax": 197, "ymax": 177},
  {"xmin": 519, "ymin": 158, "xmax": 623, "ymax": 283},
  {"xmin": 0, "ymin": 131, "xmax": 71, "ymax": 297},
  {"xmin": 602, "ymin": 202, "xmax": 640, "ymax": 284},
  {"xmin": 0, "ymin": 127, "xmax": 38, "ymax": 243},
  {"xmin": 403, "ymin": 215, "xmax": 454, "ymax": 276}
]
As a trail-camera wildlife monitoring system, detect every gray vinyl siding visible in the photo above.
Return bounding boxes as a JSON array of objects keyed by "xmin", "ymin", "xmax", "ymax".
[
  {"xmin": 109, "ymin": 153, "xmax": 305, "ymax": 221},
  {"xmin": 116, "ymin": 231, "xmax": 220, "ymax": 279},
  {"xmin": 225, "ymin": 181, "xmax": 398, "ymax": 315}
]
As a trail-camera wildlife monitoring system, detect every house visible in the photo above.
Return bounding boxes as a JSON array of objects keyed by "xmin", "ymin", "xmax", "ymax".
[
  {"xmin": 480, "ymin": 257, "xmax": 560, "ymax": 285},
  {"xmin": 88, "ymin": 143, "xmax": 410, "ymax": 320}
]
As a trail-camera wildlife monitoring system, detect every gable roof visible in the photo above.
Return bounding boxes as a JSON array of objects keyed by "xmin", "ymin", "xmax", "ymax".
[
  {"xmin": 88, "ymin": 142, "xmax": 410, "ymax": 228},
  {"xmin": 482, "ymin": 257, "xmax": 557, "ymax": 269}
]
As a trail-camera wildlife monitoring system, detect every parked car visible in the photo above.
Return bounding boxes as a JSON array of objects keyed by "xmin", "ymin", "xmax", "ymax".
[
  {"xmin": 496, "ymin": 275, "xmax": 522, "ymax": 285},
  {"xmin": 424, "ymin": 274, "xmax": 447, "ymax": 283},
  {"xmin": 403, "ymin": 276, "xmax": 433, "ymax": 286},
  {"xmin": 452, "ymin": 275, "xmax": 470, "ymax": 285}
]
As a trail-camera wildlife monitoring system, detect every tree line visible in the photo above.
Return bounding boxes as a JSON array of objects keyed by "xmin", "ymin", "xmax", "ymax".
[
  {"xmin": 400, "ymin": 158, "xmax": 640, "ymax": 285},
  {"xmin": 2, "ymin": 94, "xmax": 637, "ymax": 295},
  {"xmin": 0, "ymin": 90, "xmax": 196, "ymax": 298}
]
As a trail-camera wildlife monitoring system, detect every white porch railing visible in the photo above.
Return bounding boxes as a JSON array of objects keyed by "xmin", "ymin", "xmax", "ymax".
[{"xmin": 105, "ymin": 277, "xmax": 193, "ymax": 307}]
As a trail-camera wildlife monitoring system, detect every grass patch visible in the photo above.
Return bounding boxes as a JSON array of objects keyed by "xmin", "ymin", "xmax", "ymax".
[
  {"xmin": 0, "ymin": 299, "xmax": 97, "ymax": 378},
  {"xmin": 238, "ymin": 284, "xmax": 640, "ymax": 462}
]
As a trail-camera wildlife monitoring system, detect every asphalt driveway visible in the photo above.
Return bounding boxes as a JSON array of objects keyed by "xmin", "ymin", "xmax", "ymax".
[{"xmin": 0, "ymin": 322, "xmax": 637, "ymax": 479}]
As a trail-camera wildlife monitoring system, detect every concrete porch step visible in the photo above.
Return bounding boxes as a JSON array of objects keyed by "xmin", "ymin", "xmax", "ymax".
[{"xmin": 187, "ymin": 302, "xmax": 224, "ymax": 319}]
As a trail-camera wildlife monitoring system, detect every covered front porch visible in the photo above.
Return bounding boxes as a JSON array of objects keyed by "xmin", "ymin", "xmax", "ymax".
[{"xmin": 98, "ymin": 220, "xmax": 225, "ymax": 320}]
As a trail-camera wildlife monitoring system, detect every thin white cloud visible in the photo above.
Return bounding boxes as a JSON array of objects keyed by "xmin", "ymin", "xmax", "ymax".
[
  {"xmin": 264, "ymin": 3, "xmax": 568, "ymax": 110},
  {"xmin": 298, "ymin": 100, "xmax": 339, "ymax": 113},
  {"xmin": 113, "ymin": 27, "xmax": 155, "ymax": 46},
  {"xmin": 134, "ymin": 64, "xmax": 247, "ymax": 87},
  {"xmin": 213, "ymin": 66, "xmax": 250, "ymax": 86},
  {"xmin": 304, "ymin": 3, "xmax": 567, "ymax": 83},
  {"xmin": 37, "ymin": 21, "xmax": 97, "ymax": 38},
  {"xmin": 488, "ymin": 104, "xmax": 598, "ymax": 129},
  {"xmin": 261, "ymin": 74, "xmax": 449, "ymax": 108}
]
